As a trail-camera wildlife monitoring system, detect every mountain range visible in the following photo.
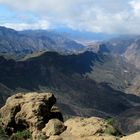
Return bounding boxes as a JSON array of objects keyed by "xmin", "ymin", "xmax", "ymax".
[
  {"xmin": 0, "ymin": 26, "xmax": 85, "ymax": 59},
  {"xmin": 0, "ymin": 26, "xmax": 140, "ymax": 134}
]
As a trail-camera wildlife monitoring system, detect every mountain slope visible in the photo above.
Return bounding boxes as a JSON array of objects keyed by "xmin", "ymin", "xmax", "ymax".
[
  {"xmin": 99, "ymin": 36, "xmax": 140, "ymax": 96},
  {"xmin": 124, "ymin": 39, "xmax": 140, "ymax": 69},
  {"xmin": 105, "ymin": 36, "xmax": 135, "ymax": 54},
  {"xmin": 0, "ymin": 51, "xmax": 140, "ymax": 117},
  {"xmin": 0, "ymin": 83, "xmax": 12, "ymax": 106},
  {"xmin": 0, "ymin": 26, "xmax": 85, "ymax": 59},
  {"xmin": 117, "ymin": 106, "xmax": 140, "ymax": 134},
  {"xmin": 103, "ymin": 36, "xmax": 140, "ymax": 70}
]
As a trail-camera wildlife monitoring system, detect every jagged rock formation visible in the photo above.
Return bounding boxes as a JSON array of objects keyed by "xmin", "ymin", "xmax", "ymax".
[
  {"xmin": 42, "ymin": 119, "xmax": 66, "ymax": 137},
  {"xmin": 0, "ymin": 92, "xmax": 64, "ymax": 139}
]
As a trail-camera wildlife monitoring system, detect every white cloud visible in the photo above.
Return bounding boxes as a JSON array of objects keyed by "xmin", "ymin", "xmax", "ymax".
[
  {"xmin": 130, "ymin": 0, "xmax": 140, "ymax": 15},
  {"xmin": 0, "ymin": 20, "xmax": 50, "ymax": 30},
  {"xmin": 0, "ymin": 0, "xmax": 140, "ymax": 34}
]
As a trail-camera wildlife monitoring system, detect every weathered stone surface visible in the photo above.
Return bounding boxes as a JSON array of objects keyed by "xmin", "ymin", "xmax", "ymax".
[
  {"xmin": 0, "ymin": 92, "xmax": 63, "ymax": 139},
  {"xmin": 60, "ymin": 117, "xmax": 118, "ymax": 140},
  {"xmin": 48, "ymin": 135, "xmax": 63, "ymax": 140},
  {"xmin": 121, "ymin": 131, "xmax": 140, "ymax": 140},
  {"xmin": 64, "ymin": 117, "xmax": 113, "ymax": 136},
  {"xmin": 42, "ymin": 119, "xmax": 66, "ymax": 137},
  {"xmin": 50, "ymin": 106, "xmax": 64, "ymax": 122},
  {"xmin": 58, "ymin": 135, "xmax": 117, "ymax": 140}
]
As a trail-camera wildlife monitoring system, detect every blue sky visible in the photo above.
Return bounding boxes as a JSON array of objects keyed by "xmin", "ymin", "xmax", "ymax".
[{"xmin": 0, "ymin": 0, "xmax": 140, "ymax": 34}]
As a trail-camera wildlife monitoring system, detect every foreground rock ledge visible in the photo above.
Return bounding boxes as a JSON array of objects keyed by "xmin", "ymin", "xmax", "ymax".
[
  {"xmin": 0, "ymin": 92, "xmax": 140, "ymax": 140},
  {"xmin": 0, "ymin": 92, "xmax": 64, "ymax": 139}
]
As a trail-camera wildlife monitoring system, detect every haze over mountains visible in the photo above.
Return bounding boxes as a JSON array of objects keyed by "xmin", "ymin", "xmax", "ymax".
[
  {"xmin": 0, "ymin": 26, "xmax": 85, "ymax": 59},
  {"xmin": 0, "ymin": 26, "xmax": 140, "ymax": 135}
]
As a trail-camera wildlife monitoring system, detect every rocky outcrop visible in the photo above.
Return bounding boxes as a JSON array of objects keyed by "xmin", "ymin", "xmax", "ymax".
[
  {"xmin": 59, "ymin": 117, "xmax": 119, "ymax": 140},
  {"xmin": 0, "ymin": 92, "xmax": 64, "ymax": 139},
  {"xmin": 1, "ymin": 92, "xmax": 140, "ymax": 140},
  {"xmin": 42, "ymin": 119, "xmax": 66, "ymax": 137}
]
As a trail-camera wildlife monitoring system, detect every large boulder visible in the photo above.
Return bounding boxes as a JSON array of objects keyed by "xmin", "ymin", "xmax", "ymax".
[
  {"xmin": 60, "ymin": 117, "xmax": 119, "ymax": 140},
  {"xmin": 42, "ymin": 119, "xmax": 66, "ymax": 137},
  {"xmin": 0, "ymin": 92, "xmax": 63, "ymax": 139}
]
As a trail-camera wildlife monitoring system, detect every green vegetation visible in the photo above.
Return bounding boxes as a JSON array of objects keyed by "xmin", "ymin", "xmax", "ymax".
[
  {"xmin": 104, "ymin": 126, "xmax": 122, "ymax": 136},
  {"xmin": 105, "ymin": 118, "xmax": 122, "ymax": 136},
  {"xmin": 106, "ymin": 117, "xmax": 115, "ymax": 125},
  {"xmin": 14, "ymin": 130, "xmax": 32, "ymax": 139},
  {"xmin": 0, "ymin": 126, "xmax": 6, "ymax": 136},
  {"xmin": 0, "ymin": 125, "xmax": 9, "ymax": 140},
  {"xmin": 104, "ymin": 126, "xmax": 118, "ymax": 135},
  {"xmin": 0, "ymin": 127, "xmax": 5, "ymax": 135}
]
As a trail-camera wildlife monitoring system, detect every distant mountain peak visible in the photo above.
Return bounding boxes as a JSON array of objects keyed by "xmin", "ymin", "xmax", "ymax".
[
  {"xmin": 98, "ymin": 44, "xmax": 110, "ymax": 54},
  {"xmin": 0, "ymin": 26, "xmax": 86, "ymax": 59}
]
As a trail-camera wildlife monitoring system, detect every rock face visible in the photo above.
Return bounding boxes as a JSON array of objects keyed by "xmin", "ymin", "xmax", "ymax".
[
  {"xmin": 0, "ymin": 92, "xmax": 64, "ymax": 139},
  {"xmin": 59, "ymin": 117, "xmax": 119, "ymax": 140},
  {"xmin": 42, "ymin": 119, "xmax": 66, "ymax": 137}
]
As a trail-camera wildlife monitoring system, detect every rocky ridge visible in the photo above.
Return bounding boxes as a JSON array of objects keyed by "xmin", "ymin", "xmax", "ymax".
[{"xmin": 0, "ymin": 26, "xmax": 85, "ymax": 59}]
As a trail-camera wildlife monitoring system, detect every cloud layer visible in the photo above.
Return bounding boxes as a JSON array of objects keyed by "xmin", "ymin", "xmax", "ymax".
[{"xmin": 0, "ymin": 0, "xmax": 139, "ymax": 34}]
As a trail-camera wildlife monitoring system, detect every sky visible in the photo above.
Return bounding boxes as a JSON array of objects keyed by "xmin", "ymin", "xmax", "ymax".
[{"xmin": 0, "ymin": 0, "xmax": 140, "ymax": 34}]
